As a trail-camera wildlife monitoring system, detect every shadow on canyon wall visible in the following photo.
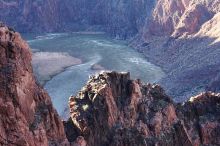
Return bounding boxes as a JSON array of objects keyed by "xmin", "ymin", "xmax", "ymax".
[
  {"xmin": 132, "ymin": 35, "xmax": 220, "ymax": 102},
  {"xmin": 0, "ymin": 0, "xmax": 155, "ymax": 39}
]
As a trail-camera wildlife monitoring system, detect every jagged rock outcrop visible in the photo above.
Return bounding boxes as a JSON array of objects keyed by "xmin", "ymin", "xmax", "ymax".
[
  {"xmin": 0, "ymin": 23, "xmax": 68, "ymax": 145},
  {"xmin": 67, "ymin": 71, "xmax": 220, "ymax": 146}
]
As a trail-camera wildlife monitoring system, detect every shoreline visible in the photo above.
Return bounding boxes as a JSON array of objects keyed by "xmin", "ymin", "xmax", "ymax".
[
  {"xmin": 33, "ymin": 38, "xmax": 166, "ymax": 87},
  {"xmin": 39, "ymin": 64, "xmax": 80, "ymax": 87},
  {"xmin": 32, "ymin": 51, "xmax": 83, "ymax": 86},
  {"xmin": 29, "ymin": 32, "xmax": 167, "ymax": 120}
]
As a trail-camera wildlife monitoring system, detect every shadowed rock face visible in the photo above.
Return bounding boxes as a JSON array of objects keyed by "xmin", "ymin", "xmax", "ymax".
[
  {"xmin": 0, "ymin": 0, "xmax": 155, "ymax": 38},
  {"xmin": 0, "ymin": 23, "xmax": 68, "ymax": 146},
  {"xmin": 1, "ymin": 0, "xmax": 219, "ymax": 38},
  {"xmin": 67, "ymin": 71, "xmax": 220, "ymax": 146},
  {"xmin": 0, "ymin": 0, "xmax": 61, "ymax": 33}
]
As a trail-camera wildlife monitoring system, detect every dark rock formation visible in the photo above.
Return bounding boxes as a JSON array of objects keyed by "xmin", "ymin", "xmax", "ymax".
[
  {"xmin": 67, "ymin": 71, "xmax": 220, "ymax": 146},
  {"xmin": 0, "ymin": 23, "xmax": 68, "ymax": 145}
]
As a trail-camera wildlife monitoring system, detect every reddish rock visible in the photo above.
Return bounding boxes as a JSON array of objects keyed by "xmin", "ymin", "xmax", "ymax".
[
  {"xmin": 67, "ymin": 71, "xmax": 220, "ymax": 146},
  {"xmin": 0, "ymin": 23, "xmax": 69, "ymax": 146},
  {"xmin": 178, "ymin": 92, "xmax": 220, "ymax": 146}
]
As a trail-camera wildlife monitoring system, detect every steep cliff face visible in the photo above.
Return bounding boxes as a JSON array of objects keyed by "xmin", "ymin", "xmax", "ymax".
[
  {"xmin": 104, "ymin": 0, "xmax": 155, "ymax": 38},
  {"xmin": 67, "ymin": 71, "xmax": 220, "ymax": 146},
  {"xmin": 0, "ymin": 23, "xmax": 68, "ymax": 145}
]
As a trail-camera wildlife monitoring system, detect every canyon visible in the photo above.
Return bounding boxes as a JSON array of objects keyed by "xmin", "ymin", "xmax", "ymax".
[
  {"xmin": 0, "ymin": 0, "xmax": 155, "ymax": 38},
  {"xmin": 1, "ymin": 0, "xmax": 220, "ymax": 100},
  {"xmin": 0, "ymin": 23, "xmax": 220, "ymax": 146},
  {"xmin": 0, "ymin": 0, "xmax": 220, "ymax": 145},
  {"xmin": 27, "ymin": 32, "xmax": 165, "ymax": 119}
]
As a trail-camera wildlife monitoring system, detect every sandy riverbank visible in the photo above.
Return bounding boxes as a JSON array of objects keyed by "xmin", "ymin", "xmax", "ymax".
[{"xmin": 32, "ymin": 52, "xmax": 82, "ymax": 85}]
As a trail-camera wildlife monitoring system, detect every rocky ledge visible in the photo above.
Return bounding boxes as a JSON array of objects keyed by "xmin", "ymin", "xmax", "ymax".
[{"xmin": 67, "ymin": 71, "xmax": 220, "ymax": 146}]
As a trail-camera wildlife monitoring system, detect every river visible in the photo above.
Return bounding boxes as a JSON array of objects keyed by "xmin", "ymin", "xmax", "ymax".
[{"xmin": 24, "ymin": 33, "xmax": 165, "ymax": 119}]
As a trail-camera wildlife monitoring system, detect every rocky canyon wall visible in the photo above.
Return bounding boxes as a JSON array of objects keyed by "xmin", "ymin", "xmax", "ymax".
[
  {"xmin": 0, "ymin": 0, "xmax": 155, "ymax": 38},
  {"xmin": 0, "ymin": 23, "xmax": 68, "ymax": 146},
  {"xmin": 0, "ymin": 0, "xmax": 61, "ymax": 32},
  {"xmin": 132, "ymin": 0, "xmax": 220, "ymax": 101},
  {"xmin": 1, "ymin": 0, "xmax": 220, "ymax": 39}
]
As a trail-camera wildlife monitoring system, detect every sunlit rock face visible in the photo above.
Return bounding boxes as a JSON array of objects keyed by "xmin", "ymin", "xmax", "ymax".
[
  {"xmin": 0, "ymin": 23, "xmax": 68, "ymax": 146},
  {"xmin": 66, "ymin": 71, "xmax": 220, "ymax": 146},
  {"xmin": 142, "ymin": 0, "xmax": 220, "ymax": 37}
]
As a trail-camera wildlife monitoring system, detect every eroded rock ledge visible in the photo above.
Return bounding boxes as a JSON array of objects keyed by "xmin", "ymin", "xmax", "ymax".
[{"xmin": 67, "ymin": 71, "xmax": 220, "ymax": 146}]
